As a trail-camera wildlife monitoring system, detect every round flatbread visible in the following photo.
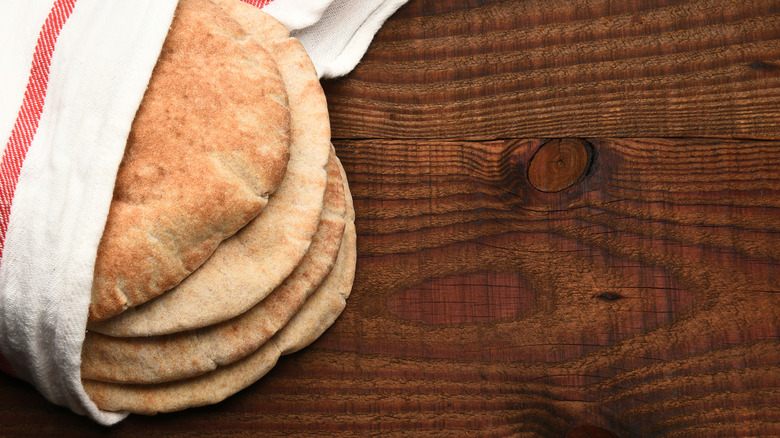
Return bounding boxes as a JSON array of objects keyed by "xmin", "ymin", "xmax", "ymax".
[
  {"xmin": 88, "ymin": 0, "xmax": 291, "ymax": 323},
  {"xmin": 88, "ymin": 11, "xmax": 331, "ymax": 336},
  {"xmin": 81, "ymin": 148, "xmax": 346, "ymax": 384},
  {"xmin": 275, "ymin": 155, "xmax": 356, "ymax": 355},
  {"xmin": 83, "ymin": 167, "xmax": 357, "ymax": 414}
]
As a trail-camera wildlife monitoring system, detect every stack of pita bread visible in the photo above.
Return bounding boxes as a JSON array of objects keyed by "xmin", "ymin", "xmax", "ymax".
[{"xmin": 79, "ymin": 0, "xmax": 356, "ymax": 415}]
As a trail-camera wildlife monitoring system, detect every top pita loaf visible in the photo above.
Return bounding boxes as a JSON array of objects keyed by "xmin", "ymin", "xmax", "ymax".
[
  {"xmin": 88, "ymin": 0, "xmax": 292, "ymax": 322},
  {"xmin": 89, "ymin": 5, "xmax": 332, "ymax": 336}
]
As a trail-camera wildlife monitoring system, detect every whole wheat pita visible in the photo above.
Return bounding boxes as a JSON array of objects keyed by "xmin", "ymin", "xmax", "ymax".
[
  {"xmin": 276, "ymin": 155, "xmax": 356, "ymax": 355},
  {"xmin": 89, "ymin": 0, "xmax": 291, "ymax": 323},
  {"xmin": 83, "ymin": 174, "xmax": 356, "ymax": 414},
  {"xmin": 88, "ymin": 13, "xmax": 330, "ymax": 336},
  {"xmin": 82, "ymin": 148, "xmax": 346, "ymax": 384}
]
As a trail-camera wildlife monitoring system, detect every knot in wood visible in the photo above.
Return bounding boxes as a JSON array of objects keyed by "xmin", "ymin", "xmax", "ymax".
[{"xmin": 527, "ymin": 139, "xmax": 591, "ymax": 192}]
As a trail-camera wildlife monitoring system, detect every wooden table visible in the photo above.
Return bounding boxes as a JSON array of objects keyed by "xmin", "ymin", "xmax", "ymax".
[{"xmin": 1, "ymin": 1, "xmax": 778, "ymax": 436}]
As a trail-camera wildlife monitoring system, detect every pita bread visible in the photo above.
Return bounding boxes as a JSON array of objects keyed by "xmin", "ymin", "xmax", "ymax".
[
  {"xmin": 88, "ymin": 14, "xmax": 331, "ymax": 336},
  {"xmin": 83, "ymin": 175, "xmax": 357, "ymax": 414},
  {"xmin": 88, "ymin": 0, "xmax": 291, "ymax": 322},
  {"xmin": 81, "ymin": 148, "xmax": 346, "ymax": 384},
  {"xmin": 275, "ymin": 156, "xmax": 356, "ymax": 355}
]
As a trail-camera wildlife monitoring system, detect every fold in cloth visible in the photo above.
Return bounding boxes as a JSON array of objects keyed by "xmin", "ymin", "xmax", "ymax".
[
  {"xmin": 0, "ymin": 0, "xmax": 179, "ymax": 426},
  {"xmin": 288, "ymin": 0, "xmax": 410, "ymax": 78}
]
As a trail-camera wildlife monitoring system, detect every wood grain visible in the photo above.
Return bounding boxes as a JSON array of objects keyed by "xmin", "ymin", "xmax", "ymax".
[
  {"xmin": 4, "ymin": 137, "xmax": 774, "ymax": 437},
  {"xmin": 319, "ymin": 137, "xmax": 780, "ymax": 437},
  {"xmin": 324, "ymin": 0, "xmax": 780, "ymax": 140}
]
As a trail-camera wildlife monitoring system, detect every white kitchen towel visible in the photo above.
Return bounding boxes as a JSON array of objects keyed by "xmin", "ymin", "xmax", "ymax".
[
  {"xmin": 288, "ymin": 0, "xmax": 410, "ymax": 78},
  {"xmin": 260, "ymin": 0, "xmax": 410, "ymax": 78},
  {"xmin": 262, "ymin": 0, "xmax": 335, "ymax": 31},
  {"xmin": 0, "ymin": 0, "xmax": 180, "ymax": 427},
  {"xmin": 0, "ymin": 0, "xmax": 407, "ymax": 426}
]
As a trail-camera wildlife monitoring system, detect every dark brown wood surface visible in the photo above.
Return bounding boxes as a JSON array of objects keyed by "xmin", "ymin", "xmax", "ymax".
[
  {"xmin": 1, "ymin": 1, "xmax": 778, "ymax": 437},
  {"xmin": 326, "ymin": 0, "xmax": 780, "ymax": 140}
]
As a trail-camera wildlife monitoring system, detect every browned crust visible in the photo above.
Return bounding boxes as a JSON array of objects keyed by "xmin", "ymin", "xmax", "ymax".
[
  {"xmin": 89, "ymin": 10, "xmax": 331, "ymax": 336},
  {"xmin": 89, "ymin": 0, "xmax": 292, "ymax": 322}
]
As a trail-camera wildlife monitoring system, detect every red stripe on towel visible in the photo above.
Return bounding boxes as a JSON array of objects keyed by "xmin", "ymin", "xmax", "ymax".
[
  {"xmin": 0, "ymin": 0, "xmax": 78, "ymax": 263},
  {"xmin": 240, "ymin": 0, "xmax": 276, "ymax": 9}
]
